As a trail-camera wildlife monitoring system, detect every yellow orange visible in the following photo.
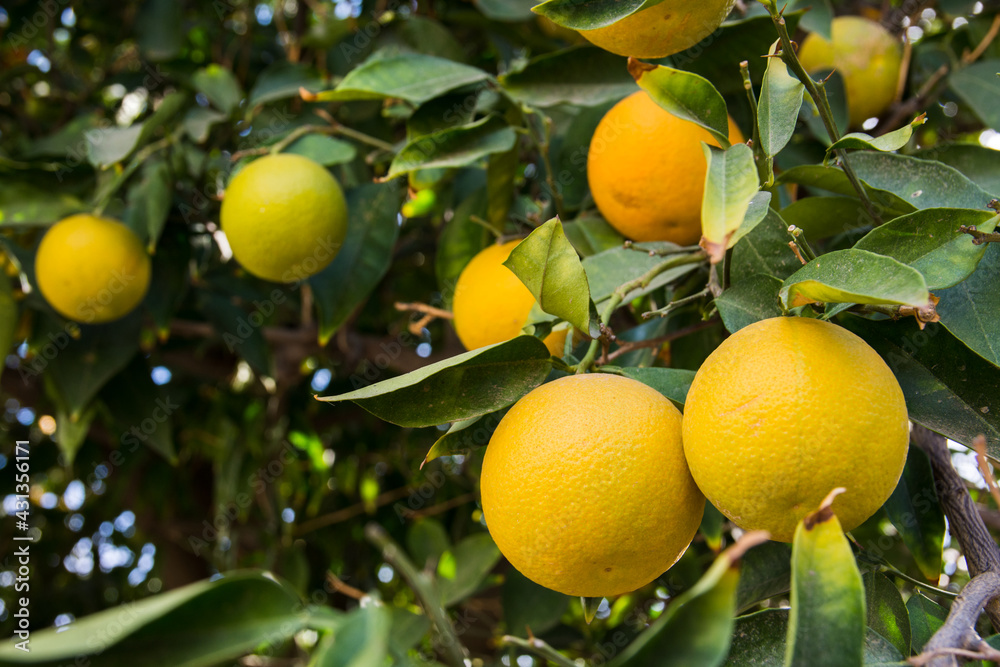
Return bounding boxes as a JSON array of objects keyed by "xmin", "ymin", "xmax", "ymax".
[{"xmin": 578, "ymin": 0, "xmax": 736, "ymax": 58}]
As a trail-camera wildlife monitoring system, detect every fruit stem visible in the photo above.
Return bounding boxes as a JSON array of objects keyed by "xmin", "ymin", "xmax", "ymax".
[
  {"xmin": 364, "ymin": 523, "xmax": 468, "ymax": 667},
  {"xmin": 763, "ymin": 3, "xmax": 882, "ymax": 225},
  {"xmin": 501, "ymin": 635, "xmax": 578, "ymax": 667},
  {"xmin": 740, "ymin": 60, "xmax": 774, "ymax": 187}
]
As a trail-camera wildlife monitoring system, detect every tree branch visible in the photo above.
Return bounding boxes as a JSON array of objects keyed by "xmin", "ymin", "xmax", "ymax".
[{"xmin": 914, "ymin": 571, "xmax": 1000, "ymax": 667}]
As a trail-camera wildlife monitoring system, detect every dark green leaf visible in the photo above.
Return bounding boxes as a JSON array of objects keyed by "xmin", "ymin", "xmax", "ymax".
[
  {"xmin": 309, "ymin": 183, "xmax": 404, "ymax": 345},
  {"xmin": 759, "ymin": 40, "xmax": 805, "ymax": 158},
  {"xmin": 0, "ymin": 571, "xmax": 307, "ymax": 666},
  {"xmin": 853, "ymin": 208, "xmax": 997, "ymax": 290},
  {"xmin": 849, "ymin": 152, "xmax": 997, "ymax": 212},
  {"xmin": 407, "ymin": 92, "xmax": 478, "ymax": 139},
  {"xmin": 780, "ymin": 196, "xmax": 879, "ymax": 240},
  {"xmin": 883, "ymin": 446, "xmax": 946, "ymax": 581},
  {"xmin": 191, "ymin": 64, "xmax": 244, "ymax": 115},
  {"xmin": 0, "ymin": 183, "xmax": 86, "ymax": 227},
  {"xmin": 779, "ymin": 249, "xmax": 931, "ymax": 309},
  {"xmin": 406, "ymin": 519, "xmax": 451, "ymax": 569},
  {"xmin": 906, "ymin": 592, "xmax": 948, "ymax": 653},
  {"xmin": 486, "ymin": 145, "xmax": 518, "ymax": 231},
  {"xmin": 913, "ymin": 143, "xmax": 1000, "ymax": 196},
  {"xmin": 582, "ymin": 243, "xmax": 702, "ymax": 305},
  {"xmin": 792, "ymin": 0, "xmax": 833, "ymax": 38},
  {"xmin": 601, "ymin": 367, "xmax": 696, "ymax": 406},
  {"xmin": 863, "ymin": 571, "xmax": 910, "ymax": 657},
  {"xmin": 387, "ymin": 608, "xmax": 432, "ymax": 659},
  {"xmin": 503, "ymin": 568, "xmax": 570, "ymax": 637},
  {"xmin": 99, "ymin": 356, "xmax": 177, "ymax": 463},
  {"xmin": 318, "ymin": 336, "xmax": 553, "ymax": 427},
  {"xmin": 500, "ymin": 47, "xmax": 636, "ymax": 107},
  {"xmin": 948, "ymin": 60, "xmax": 1000, "ymax": 131},
  {"xmin": 136, "ymin": 0, "xmax": 183, "ymax": 61},
  {"xmin": 631, "ymin": 62, "xmax": 730, "ymax": 146},
  {"xmin": 248, "ymin": 62, "xmax": 324, "ymax": 108},
  {"xmin": 283, "ymin": 134, "xmax": 357, "ymax": 166},
  {"xmin": 843, "ymin": 318, "xmax": 1000, "ymax": 454},
  {"xmin": 435, "ymin": 187, "xmax": 489, "ymax": 307},
  {"xmin": 532, "ymin": 0, "xmax": 661, "ymax": 30},
  {"xmin": 316, "ymin": 54, "xmax": 491, "ymax": 105},
  {"xmin": 552, "ymin": 102, "xmax": 617, "ymax": 209},
  {"xmin": 563, "ymin": 216, "xmax": 626, "ymax": 256},
  {"xmin": 731, "ymin": 209, "xmax": 803, "ymax": 282},
  {"xmin": 386, "ymin": 116, "xmax": 518, "ymax": 180},
  {"xmin": 936, "ymin": 242, "xmax": 1000, "ymax": 368},
  {"xmin": 438, "ymin": 533, "xmax": 501, "ymax": 606},
  {"xmin": 423, "ymin": 408, "xmax": 507, "ymax": 465},
  {"xmin": 775, "ymin": 165, "xmax": 915, "ymax": 219},
  {"xmin": 505, "ymin": 218, "xmax": 598, "ymax": 336},
  {"xmin": 786, "ymin": 506, "xmax": 865, "ymax": 667},
  {"xmin": 315, "ymin": 604, "xmax": 391, "ymax": 667},
  {"xmin": 201, "ymin": 293, "xmax": 273, "ymax": 378},
  {"xmin": 801, "ymin": 70, "xmax": 848, "ymax": 145},
  {"xmin": 474, "ymin": 0, "xmax": 537, "ymax": 21},
  {"xmin": 125, "ymin": 157, "xmax": 173, "ymax": 251},
  {"xmin": 735, "ymin": 542, "xmax": 792, "ymax": 613},
  {"xmin": 716, "ymin": 274, "xmax": 784, "ymax": 333}
]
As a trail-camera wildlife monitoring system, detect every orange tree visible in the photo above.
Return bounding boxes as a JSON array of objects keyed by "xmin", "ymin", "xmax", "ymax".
[{"xmin": 1, "ymin": 0, "xmax": 999, "ymax": 665}]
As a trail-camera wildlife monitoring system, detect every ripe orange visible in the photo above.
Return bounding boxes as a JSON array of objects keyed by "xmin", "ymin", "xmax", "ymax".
[
  {"xmin": 682, "ymin": 317, "xmax": 909, "ymax": 542},
  {"xmin": 36, "ymin": 214, "xmax": 151, "ymax": 324},
  {"xmin": 798, "ymin": 17, "xmax": 903, "ymax": 128},
  {"xmin": 221, "ymin": 154, "xmax": 348, "ymax": 283},
  {"xmin": 577, "ymin": 0, "xmax": 736, "ymax": 58},
  {"xmin": 587, "ymin": 91, "xmax": 744, "ymax": 245},
  {"xmin": 451, "ymin": 241, "xmax": 568, "ymax": 356},
  {"xmin": 481, "ymin": 373, "xmax": 704, "ymax": 597}
]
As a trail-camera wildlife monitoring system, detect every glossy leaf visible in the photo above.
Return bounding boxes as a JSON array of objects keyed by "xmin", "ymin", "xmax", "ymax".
[
  {"xmin": 906, "ymin": 592, "xmax": 948, "ymax": 653},
  {"xmin": 843, "ymin": 318, "xmax": 1000, "ymax": 455},
  {"xmin": 505, "ymin": 219, "xmax": 598, "ymax": 337},
  {"xmin": 0, "ymin": 572, "xmax": 307, "ymax": 666},
  {"xmin": 386, "ymin": 116, "xmax": 517, "ymax": 180},
  {"xmin": 849, "ymin": 152, "xmax": 997, "ymax": 212},
  {"xmin": 500, "ymin": 47, "xmax": 636, "ymax": 107},
  {"xmin": 601, "ymin": 367, "xmax": 696, "ymax": 406},
  {"xmin": 283, "ymin": 134, "xmax": 357, "ymax": 166},
  {"xmin": 315, "ymin": 54, "xmax": 490, "ymax": 105},
  {"xmin": 827, "ymin": 114, "xmax": 923, "ymax": 154},
  {"xmin": 531, "ymin": 0, "xmax": 663, "ymax": 30},
  {"xmin": 191, "ymin": 64, "xmax": 244, "ymax": 115},
  {"xmin": 314, "ymin": 604, "xmax": 390, "ymax": 667},
  {"xmin": 852, "ymin": 208, "xmax": 998, "ymax": 290},
  {"xmin": 863, "ymin": 571, "xmax": 910, "ymax": 657},
  {"xmin": 949, "ymin": 60, "xmax": 1000, "ymax": 131},
  {"xmin": 786, "ymin": 502, "xmax": 865, "ymax": 667},
  {"xmin": 503, "ymin": 569, "xmax": 570, "ymax": 637},
  {"xmin": 318, "ymin": 336, "xmax": 553, "ymax": 427},
  {"xmin": 936, "ymin": 243, "xmax": 1000, "ymax": 368},
  {"xmin": 913, "ymin": 143, "xmax": 1000, "ymax": 195},
  {"xmin": 775, "ymin": 165, "xmax": 915, "ymax": 220},
  {"xmin": 309, "ymin": 183, "xmax": 404, "ymax": 344},
  {"xmin": 716, "ymin": 274, "xmax": 784, "ymax": 333},
  {"xmin": 563, "ymin": 216, "xmax": 626, "ymax": 256},
  {"xmin": 630, "ymin": 61, "xmax": 730, "ymax": 146},
  {"xmin": 779, "ymin": 249, "xmax": 930, "ymax": 309},
  {"xmin": 883, "ymin": 446, "xmax": 946, "ymax": 581},
  {"xmin": 438, "ymin": 533, "xmax": 502, "ymax": 606},
  {"xmin": 759, "ymin": 40, "xmax": 805, "ymax": 158},
  {"xmin": 701, "ymin": 143, "xmax": 760, "ymax": 262},
  {"xmin": 735, "ymin": 541, "xmax": 792, "ymax": 613}
]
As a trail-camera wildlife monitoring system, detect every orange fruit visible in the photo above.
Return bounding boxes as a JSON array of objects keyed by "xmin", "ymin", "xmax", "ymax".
[
  {"xmin": 798, "ymin": 17, "xmax": 903, "ymax": 128},
  {"xmin": 451, "ymin": 241, "xmax": 567, "ymax": 356},
  {"xmin": 682, "ymin": 317, "xmax": 909, "ymax": 543},
  {"xmin": 221, "ymin": 154, "xmax": 348, "ymax": 283},
  {"xmin": 587, "ymin": 91, "xmax": 744, "ymax": 245},
  {"xmin": 36, "ymin": 214, "xmax": 151, "ymax": 324},
  {"xmin": 481, "ymin": 373, "xmax": 704, "ymax": 597},
  {"xmin": 577, "ymin": 0, "xmax": 736, "ymax": 58}
]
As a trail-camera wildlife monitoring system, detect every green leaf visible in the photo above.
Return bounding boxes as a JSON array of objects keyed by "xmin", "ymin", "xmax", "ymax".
[
  {"xmin": 936, "ymin": 242, "xmax": 1000, "ymax": 368},
  {"xmin": 778, "ymin": 249, "xmax": 930, "ymax": 309},
  {"xmin": 499, "ymin": 47, "xmax": 637, "ymax": 107},
  {"xmin": 531, "ymin": 0, "xmax": 662, "ymax": 30},
  {"xmin": 843, "ymin": 318, "xmax": 1000, "ymax": 454},
  {"xmin": 735, "ymin": 542, "xmax": 792, "ymax": 614},
  {"xmin": 309, "ymin": 183, "xmax": 404, "ymax": 345},
  {"xmin": 125, "ymin": 157, "xmax": 173, "ymax": 251},
  {"xmin": 136, "ymin": 0, "xmax": 183, "ymax": 61},
  {"xmin": 853, "ymin": 209, "xmax": 998, "ymax": 290},
  {"xmin": 863, "ymin": 571, "xmax": 910, "ymax": 657},
  {"xmin": 849, "ymin": 152, "xmax": 997, "ymax": 212},
  {"xmin": 581, "ymin": 243, "xmax": 702, "ymax": 304},
  {"xmin": 610, "ymin": 540, "xmax": 756, "ymax": 667},
  {"xmin": 86, "ymin": 124, "xmax": 145, "ymax": 168},
  {"xmin": 474, "ymin": 0, "xmax": 537, "ymax": 21},
  {"xmin": 486, "ymin": 145, "xmax": 518, "ymax": 231},
  {"xmin": 779, "ymin": 196, "xmax": 880, "ymax": 240},
  {"xmin": 716, "ymin": 274, "xmax": 784, "ymax": 333},
  {"xmin": 248, "ymin": 62, "xmax": 324, "ymax": 107},
  {"xmin": 315, "ymin": 54, "xmax": 491, "ymax": 105},
  {"xmin": 318, "ymin": 336, "xmax": 553, "ymax": 427},
  {"xmin": 827, "ymin": 115, "xmax": 923, "ymax": 154},
  {"xmin": 191, "ymin": 64, "xmax": 244, "ymax": 115},
  {"xmin": 181, "ymin": 107, "xmax": 228, "ymax": 144},
  {"xmin": 0, "ymin": 183, "xmax": 86, "ymax": 227},
  {"xmin": 563, "ymin": 216, "xmax": 625, "ymax": 256},
  {"xmin": 503, "ymin": 569, "xmax": 570, "ymax": 637},
  {"xmin": 0, "ymin": 278, "xmax": 17, "ymax": 380},
  {"xmin": 786, "ymin": 503, "xmax": 865, "ymax": 667},
  {"xmin": 759, "ymin": 40, "xmax": 805, "ymax": 158},
  {"xmin": 913, "ymin": 143, "xmax": 1000, "ymax": 196},
  {"xmin": 630, "ymin": 62, "xmax": 730, "ymax": 146},
  {"xmin": 701, "ymin": 144, "xmax": 760, "ymax": 262},
  {"xmin": 423, "ymin": 408, "xmax": 507, "ymax": 465},
  {"xmin": 730, "ymin": 191, "xmax": 773, "ymax": 249},
  {"xmin": 385, "ymin": 116, "xmax": 517, "ymax": 180},
  {"xmin": 601, "ymin": 367, "xmax": 696, "ymax": 406},
  {"xmin": 435, "ymin": 188, "xmax": 490, "ymax": 307},
  {"xmin": 775, "ymin": 165, "xmax": 915, "ymax": 219},
  {"xmin": 387, "ymin": 608, "xmax": 432, "ymax": 660},
  {"xmin": 883, "ymin": 447, "xmax": 946, "ymax": 581},
  {"xmin": 0, "ymin": 571, "xmax": 307, "ymax": 666},
  {"xmin": 504, "ymin": 219, "xmax": 598, "ymax": 336},
  {"xmin": 438, "ymin": 533, "xmax": 501, "ymax": 606},
  {"xmin": 54, "ymin": 406, "xmax": 96, "ymax": 466},
  {"xmin": 948, "ymin": 60, "xmax": 1000, "ymax": 131},
  {"xmin": 801, "ymin": 70, "xmax": 848, "ymax": 145},
  {"xmin": 906, "ymin": 592, "xmax": 948, "ymax": 653},
  {"xmin": 314, "ymin": 604, "xmax": 391, "ymax": 667},
  {"xmin": 201, "ymin": 293, "xmax": 273, "ymax": 378},
  {"xmin": 99, "ymin": 356, "xmax": 177, "ymax": 463},
  {"xmin": 406, "ymin": 519, "xmax": 451, "ymax": 569},
  {"xmin": 283, "ymin": 134, "xmax": 357, "ymax": 166},
  {"xmin": 731, "ymin": 209, "xmax": 803, "ymax": 282}
]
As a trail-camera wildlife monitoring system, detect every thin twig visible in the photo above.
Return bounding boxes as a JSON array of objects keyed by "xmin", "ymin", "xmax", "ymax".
[
  {"xmin": 294, "ymin": 486, "xmax": 414, "ymax": 535},
  {"xmin": 962, "ymin": 13, "xmax": 1000, "ymax": 65},
  {"xmin": 602, "ymin": 318, "xmax": 720, "ymax": 363},
  {"xmin": 394, "ymin": 302, "xmax": 454, "ymax": 320},
  {"xmin": 403, "ymin": 492, "xmax": 477, "ymax": 520},
  {"xmin": 501, "ymin": 635, "xmax": 577, "ymax": 667},
  {"xmin": 959, "ymin": 224, "xmax": 1000, "ymax": 246},
  {"xmin": 326, "ymin": 572, "xmax": 366, "ymax": 600},
  {"xmin": 365, "ymin": 524, "xmax": 467, "ymax": 667},
  {"xmin": 642, "ymin": 288, "xmax": 711, "ymax": 319}
]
